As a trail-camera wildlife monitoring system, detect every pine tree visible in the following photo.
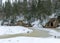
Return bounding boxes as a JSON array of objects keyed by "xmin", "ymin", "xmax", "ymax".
[
  {"xmin": 36, "ymin": 0, "xmax": 52, "ymax": 19},
  {"xmin": 23, "ymin": 0, "xmax": 28, "ymax": 15},
  {"xmin": 4, "ymin": 0, "xmax": 12, "ymax": 19},
  {"xmin": 17, "ymin": 0, "xmax": 21, "ymax": 15},
  {"xmin": 37, "ymin": 0, "xmax": 45, "ymax": 19},
  {"xmin": 31, "ymin": 0, "xmax": 37, "ymax": 18},
  {"xmin": 23, "ymin": 0, "xmax": 28, "ymax": 20}
]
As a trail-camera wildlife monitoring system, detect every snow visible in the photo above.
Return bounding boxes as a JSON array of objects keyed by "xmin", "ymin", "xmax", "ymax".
[
  {"xmin": 0, "ymin": 37, "xmax": 60, "ymax": 43},
  {"xmin": 42, "ymin": 19, "xmax": 49, "ymax": 26},
  {"xmin": 0, "ymin": 26, "xmax": 33, "ymax": 35},
  {"xmin": 31, "ymin": 19, "xmax": 42, "ymax": 28},
  {"xmin": 57, "ymin": 27, "xmax": 60, "ymax": 28},
  {"xmin": 49, "ymin": 13, "xmax": 57, "ymax": 18},
  {"xmin": 31, "ymin": 19, "xmax": 49, "ymax": 28},
  {"xmin": 16, "ymin": 15, "xmax": 24, "ymax": 21}
]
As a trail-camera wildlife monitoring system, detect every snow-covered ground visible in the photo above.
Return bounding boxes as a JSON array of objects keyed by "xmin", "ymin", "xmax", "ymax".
[
  {"xmin": 0, "ymin": 26, "xmax": 33, "ymax": 35},
  {"xmin": 0, "ymin": 37, "xmax": 60, "ymax": 43}
]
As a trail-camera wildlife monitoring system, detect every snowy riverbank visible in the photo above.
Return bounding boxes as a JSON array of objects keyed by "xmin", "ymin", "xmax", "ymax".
[
  {"xmin": 0, "ymin": 26, "xmax": 60, "ymax": 38},
  {"xmin": 0, "ymin": 26, "xmax": 33, "ymax": 35}
]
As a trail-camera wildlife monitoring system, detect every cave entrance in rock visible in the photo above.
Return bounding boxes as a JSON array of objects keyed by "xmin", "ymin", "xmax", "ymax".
[{"xmin": 51, "ymin": 22, "xmax": 53, "ymax": 26}]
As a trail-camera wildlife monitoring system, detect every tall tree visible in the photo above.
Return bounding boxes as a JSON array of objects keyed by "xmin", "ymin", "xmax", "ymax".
[
  {"xmin": 23, "ymin": 0, "xmax": 28, "ymax": 19},
  {"xmin": 31, "ymin": 0, "xmax": 37, "ymax": 18},
  {"xmin": 36, "ymin": 0, "xmax": 52, "ymax": 19},
  {"xmin": 4, "ymin": 0, "xmax": 12, "ymax": 19},
  {"xmin": 17, "ymin": 0, "xmax": 21, "ymax": 15},
  {"xmin": 23, "ymin": 0, "xmax": 28, "ymax": 15}
]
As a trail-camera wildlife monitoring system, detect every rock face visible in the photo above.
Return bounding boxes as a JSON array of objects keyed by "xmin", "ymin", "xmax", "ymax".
[
  {"xmin": 44, "ymin": 18, "xmax": 59, "ymax": 28},
  {"xmin": 16, "ymin": 20, "xmax": 32, "ymax": 27}
]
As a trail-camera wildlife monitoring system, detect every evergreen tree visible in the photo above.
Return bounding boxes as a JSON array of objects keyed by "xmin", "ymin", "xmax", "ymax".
[
  {"xmin": 12, "ymin": 1, "xmax": 18, "ymax": 16},
  {"xmin": 31, "ymin": 0, "xmax": 37, "ymax": 18},
  {"xmin": 36, "ymin": 0, "xmax": 52, "ymax": 19},
  {"xmin": 17, "ymin": 0, "xmax": 21, "ymax": 15},
  {"xmin": 23, "ymin": 0, "xmax": 28, "ymax": 20},
  {"xmin": 23, "ymin": 0, "xmax": 28, "ymax": 15},
  {"xmin": 4, "ymin": 0, "xmax": 12, "ymax": 19}
]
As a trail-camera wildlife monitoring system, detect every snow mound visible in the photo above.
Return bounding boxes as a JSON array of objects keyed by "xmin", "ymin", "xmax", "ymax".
[
  {"xmin": 0, "ymin": 37, "xmax": 60, "ymax": 43},
  {"xmin": 0, "ymin": 26, "xmax": 33, "ymax": 35}
]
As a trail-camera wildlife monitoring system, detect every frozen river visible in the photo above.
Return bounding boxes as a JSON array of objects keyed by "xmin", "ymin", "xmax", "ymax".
[{"xmin": 0, "ymin": 27, "xmax": 60, "ymax": 39}]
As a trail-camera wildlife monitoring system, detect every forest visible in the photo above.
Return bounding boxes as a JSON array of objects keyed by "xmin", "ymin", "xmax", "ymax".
[{"xmin": 0, "ymin": 0, "xmax": 60, "ymax": 26}]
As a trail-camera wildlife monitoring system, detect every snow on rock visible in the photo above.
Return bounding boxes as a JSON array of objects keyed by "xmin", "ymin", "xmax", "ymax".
[
  {"xmin": 0, "ymin": 26, "xmax": 33, "ymax": 35},
  {"xmin": 49, "ymin": 13, "xmax": 57, "ymax": 18},
  {"xmin": 0, "ymin": 37, "xmax": 60, "ymax": 43},
  {"xmin": 42, "ymin": 19, "xmax": 49, "ymax": 26},
  {"xmin": 31, "ymin": 19, "xmax": 49, "ymax": 28},
  {"xmin": 16, "ymin": 15, "xmax": 24, "ymax": 21},
  {"xmin": 31, "ymin": 19, "xmax": 42, "ymax": 28}
]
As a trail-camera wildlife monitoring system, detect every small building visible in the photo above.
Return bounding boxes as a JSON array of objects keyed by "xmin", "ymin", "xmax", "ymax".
[{"xmin": 44, "ymin": 18, "xmax": 59, "ymax": 28}]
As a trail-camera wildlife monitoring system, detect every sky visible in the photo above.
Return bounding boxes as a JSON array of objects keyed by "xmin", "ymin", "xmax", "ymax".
[
  {"xmin": 2, "ymin": 0, "xmax": 6, "ymax": 3},
  {"xmin": 2, "ymin": 0, "xmax": 15, "ymax": 3}
]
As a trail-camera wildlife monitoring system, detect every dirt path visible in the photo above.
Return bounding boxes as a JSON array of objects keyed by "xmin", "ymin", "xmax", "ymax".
[{"xmin": 0, "ymin": 27, "xmax": 50, "ymax": 39}]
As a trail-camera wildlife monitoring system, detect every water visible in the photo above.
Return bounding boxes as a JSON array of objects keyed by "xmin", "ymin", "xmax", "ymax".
[{"xmin": 0, "ymin": 27, "xmax": 50, "ymax": 39}]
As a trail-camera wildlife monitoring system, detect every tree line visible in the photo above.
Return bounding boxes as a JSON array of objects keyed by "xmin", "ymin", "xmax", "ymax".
[{"xmin": 2, "ymin": 0, "xmax": 57, "ymax": 23}]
